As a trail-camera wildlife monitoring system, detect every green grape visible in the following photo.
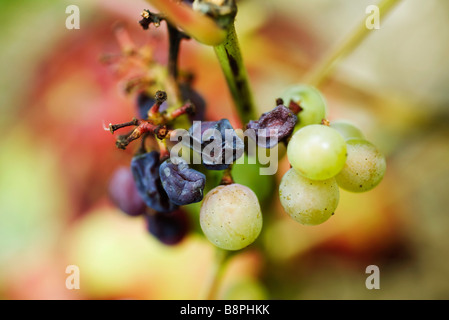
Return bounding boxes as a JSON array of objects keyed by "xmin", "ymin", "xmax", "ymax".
[
  {"xmin": 232, "ymin": 154, "xmax": 275, "ymax": 204},
  {"xmin": 280, "ymin": 84, "xmax": 327, "ymax": 131},
  {"xmin": 330, "ymin": 120, "xmax": 365, "ymax": 140},
  {"xmin": 200, "ymin": 184, "xmax": 262, "ymax": 251},
  {"xmin": 279, "ymin": 168, "xmax": 339, "ymax": 226},
  {"xmin": 287, "ymin": 124, "xmax": 347, "ymax": 180},
  {"xmin": 336, "ymin": 139, "xmax": 386, "ymax": 192}
]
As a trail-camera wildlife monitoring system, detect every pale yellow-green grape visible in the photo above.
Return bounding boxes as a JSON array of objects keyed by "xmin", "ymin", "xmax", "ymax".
[
  {"xmin": 287, "ymin": 124, "xmax": 347, "ymax": 180},
  {"xmin": 336, "ymin": 139, "xmax": 386, "ymax": 192},
  {"xmin": 330, "ymin": 120, "xmax": 365, "ymax": 140},
  {"xmin": 280, "ymin": 84, "xmax": 327, "ymax": 131},
  {"xmin": 279, "ymin": 168, "xmax": 339, "ymax": 226},
  {"xmin": 200, "ymin": 184, "xmax": 262, "ymax": 251}
]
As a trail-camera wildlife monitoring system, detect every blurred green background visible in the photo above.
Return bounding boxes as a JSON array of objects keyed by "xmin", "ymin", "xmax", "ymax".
[{"xmin": 1, "ymin": 0, "xmax": 449, "ymax": 299}]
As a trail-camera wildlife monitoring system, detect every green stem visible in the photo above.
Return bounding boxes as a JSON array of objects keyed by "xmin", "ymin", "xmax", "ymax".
[
  {"xmin": 304, "ymin": 0, "xmax": 402, "ymax": 87},
  {"xmin": 199, "ymin": 249, "xmax": 230, "ymax": 300},
  {"xmin": 214, "ymin": 23, "xmax": 257, "ymax": 125}
]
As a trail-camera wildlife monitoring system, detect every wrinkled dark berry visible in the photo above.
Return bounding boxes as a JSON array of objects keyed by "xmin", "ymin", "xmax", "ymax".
[
  {"xmin": 187, "ymin": 119, "xmax": 244, "ymax": 170},
  {"xmin": 159, "ymin": 157, "xmax": 206, "ymax": 205},
  {"xmin": 246, "ymin": 105, "xmax": 297, "ymax": 148},
  {"xmin": 131, "ymin": 151, "xmax": 178, "ymax": 213},
  {"xmin": 108, "ymin": 166, "xmax": 147, "ymax": 216},
  {"xmin": 146, "ymin": 209, "xmax": 190, "ymax": 245}
]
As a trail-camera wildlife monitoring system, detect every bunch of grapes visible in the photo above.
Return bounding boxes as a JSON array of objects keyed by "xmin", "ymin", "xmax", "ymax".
[
  {"xmin": 279, "ymin": 84, "xmax": 387, "ymax": 226},
  {"xmin": 108, "ymin": 115, "xmax": 204, "ymax": 245},
  {"xmin": 105, "ymin": 4, "xmax": 386, "ymax": 252},
  {"xmin": 109, "ymin": 86, "xmax": 263, "ymax": 249}
]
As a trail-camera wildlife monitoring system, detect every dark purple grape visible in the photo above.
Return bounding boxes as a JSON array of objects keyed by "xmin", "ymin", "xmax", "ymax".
[
  {"xmin": 246, "ymin": 105, "xmax": 297, "ymax": 148},
  {"xmin": 188, "ymin": 119, "xmax": 244, "ymax": 170},
  {"xmin": 131, "ymin": 151, "xmax": 178, "ymax": 213},
  {"xmin": 108, "ymin": 166, "xmax": 147, "ymax": 216},
  {"xmin": 146, "ymin": 209, "xmax": 190, "ymax": 246},
  {"xmin": 159, "ymin": 157, "xmax": 206, "ymax": 205}
]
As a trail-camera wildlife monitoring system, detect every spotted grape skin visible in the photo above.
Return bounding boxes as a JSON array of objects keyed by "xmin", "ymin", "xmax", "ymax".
[
  {"xmin": 335, "ymin": 139, "xmax": 386, "ymax": 192},
  {"xmin": 280, "ymin": 84, "xmax": 327, "ymax": 131},
  {"xmin": 330, "ymin": 120, "xmax": 365, "ymax": 141},
  {"xmin": 279, "ymin": 168, "xmax": 339, "ymax": 226},
  {"xmin": 200, "ymin": 184, "xmax": 262, "ymax": 251},
  {"xmin": 287, "ymin": 124, "xmax": 347, "ymax": 180}
]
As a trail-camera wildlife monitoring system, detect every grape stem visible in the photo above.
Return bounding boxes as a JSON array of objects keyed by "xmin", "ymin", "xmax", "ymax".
[
  {"xmin": 220, "ymin": 165, "xmax": 234, "ymax": 185},
  {"xmin": 156, "ymin": 136, "xmax": 170, "ymax": 160},
  {"xmin": 111, "ymin": 118, "xmax": 169, "ymax": 150},
  {"xmin": 199, "ymin": 248, "xmax": 230, "ymax": 300},
  {"xmin": 166, "ymin": 22, "xmax": 191, "ymax": 103},
  {"xmin": 214, "ymin": 22, "xmax": 257, "ymax": 125},
  {"xmin": 303, "ymin": 0, "xmax": 402, "ymax": 87},
  {"xmin": 167, "ymin": 23, "xmax": 189, "ymax": 82}
]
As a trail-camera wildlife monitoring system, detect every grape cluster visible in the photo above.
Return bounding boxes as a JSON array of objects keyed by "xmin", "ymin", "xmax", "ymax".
[
  {"xmin": 109, "ymin": 82, "xmax": 208, "ymax": 245},
  {"xmin": 109, "ymin": 150, "xmax": 202, "ymax": 245},
  {"xmin": 279, "ymin": 84, "xmax": 387, "ymax": 226},
  {"xmin": 106, "ymin": 6, "xmax": 387, "ymax": 251},
  {"xmin": 108, "ymin": 84, "xmax": 386, "ymax": 248}
]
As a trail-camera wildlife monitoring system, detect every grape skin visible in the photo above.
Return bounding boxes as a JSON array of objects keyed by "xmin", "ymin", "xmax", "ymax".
[
  {"xmin": 246, "ymin": 105, "xmax": 297, "ymax": 148},
  {"xmin": 108, "ymin": 166, "xmax": 146, "ymax": 217},
  {"xmin": 336, "ymin": 139, "xmax": 386, "ymax": 192},
  {"xmin": 159, "ymin": 157, "xmax": 206, "ymax": 205},
  {"xmin": 131, "ymin": 151, "xmax": 178, "ymax": 213},
  {"xmin": 279, "ymin": 168, "xmax": 339, "ymax": 226},
  {"xmin": 146, "ymin": 209, "xmax": 190, "ymax": 246},
  {"xmin": 200, "ymin": 184, "xmax": 262, "ymax": 251},
  {"xmin": 188, "ymin": 119, "xmax": 244, "ymax": 170},
  {"xmin": 330, "ymin": 120, "xmax": 365, "ymax": 141},
  {"xmin": 287, "ymin": 124, "xmax": 347, "ymax": 180},
  {"xmin": 280, "ymin": 84, "xmax": 327, "ymax": 131}
]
